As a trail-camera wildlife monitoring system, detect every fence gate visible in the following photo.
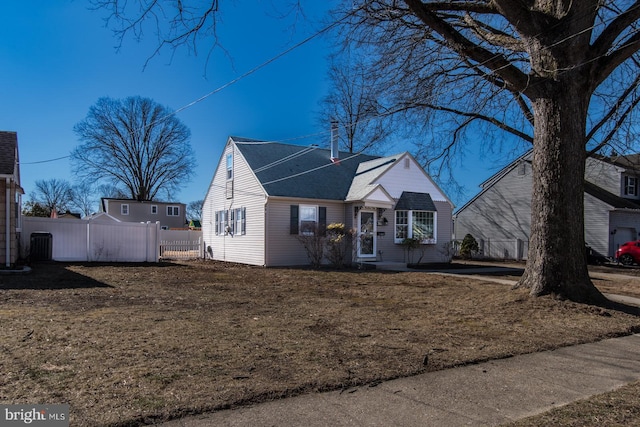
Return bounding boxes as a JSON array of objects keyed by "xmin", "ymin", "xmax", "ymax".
[
  {"xmin": 158, "ymin": 229, "xmax": 203, "ymax": 260},
  {"xmin": 159, "ymin": 237, "xmax": 203, "ymax": 260}
]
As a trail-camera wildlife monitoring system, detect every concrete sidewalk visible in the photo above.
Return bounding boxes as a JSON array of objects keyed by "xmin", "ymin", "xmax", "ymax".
[{"xmin": 161, "ymin": 334, "xmax": 640, "ymax": 427}]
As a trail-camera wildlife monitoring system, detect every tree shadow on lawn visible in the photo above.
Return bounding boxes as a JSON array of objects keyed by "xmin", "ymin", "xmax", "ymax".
[
  {"xmin": 409, "ymin": 262, "xmax": 525, "ymax": 276},
  {"xmin": 0, "ymin": 262, "xmax": 115, "ymax": 290},
  {"xmin": 603, "ymin": 300, "xmax": 640, "ymax": 317},
  {"xmin": 410, "ymin": 263, "xmax": 640, "ymax": 316}
]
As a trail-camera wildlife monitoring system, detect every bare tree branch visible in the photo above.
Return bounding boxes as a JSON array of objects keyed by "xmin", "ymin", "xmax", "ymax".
[{"xmin": 91, "ymin": 0, "xmax": 221, "ymax": 68}]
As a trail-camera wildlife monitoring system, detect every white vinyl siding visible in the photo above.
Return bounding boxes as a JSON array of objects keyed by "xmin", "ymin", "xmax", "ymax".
[
  {"xmin": 372, "ymin": 154, "xmax": 449, "ymax": 203},
  {"xmin": 584, "ymin": 192, "xmax": 612, "ymax": 257},
  {"xmin": 584, "ymin": 156, "xmax": 622, "ymax": 195},
  {"xmin": 265, "ymin": 199, "xmax": 343, "ymax": 266},
  {"xmin": 455, "ymin": 163, "xmax": 532, "ymax": 260},
  {"xmin": 202, "ymin": 141, "xmax": 266, "ymax": 266}
]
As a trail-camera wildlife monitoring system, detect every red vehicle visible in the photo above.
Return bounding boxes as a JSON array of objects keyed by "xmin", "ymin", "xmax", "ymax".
[{"xmin": 616, "ymin": 240, "xmax": 640, "ymax": 265}]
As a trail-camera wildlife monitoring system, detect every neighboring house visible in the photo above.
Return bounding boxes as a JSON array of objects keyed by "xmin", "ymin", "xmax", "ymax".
[
  {"xmin": 202, "ymin": 135, "xmax": 454, "ymax": 267},
  {"xmin": 100, "ymin": 198, "xmax": 187, "ymax": 229},
  {"xmin": 0, "ymin": 131, "xmax": 23, "ymax": 267},
  {"xmin": 454, "ymin": 150, "xmax": 640, "ymax": 260}
]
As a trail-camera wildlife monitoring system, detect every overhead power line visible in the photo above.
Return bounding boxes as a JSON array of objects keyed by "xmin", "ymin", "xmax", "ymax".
[{"xmin": 20, "ymin": 155, "xmax": 71, "ymax": 165}]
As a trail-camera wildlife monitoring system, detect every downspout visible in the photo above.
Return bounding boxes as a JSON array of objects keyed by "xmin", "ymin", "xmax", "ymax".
[
  {"xmin": 264, "ymin": 202, "xmax": 268, "ymax": 267},
  {"xmin": 6, "ymin": 178, "xmax": 10, "ymax": 267}
]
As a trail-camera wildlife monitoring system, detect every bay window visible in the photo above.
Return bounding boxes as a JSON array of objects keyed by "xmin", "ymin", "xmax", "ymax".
[{"xmin": 395, "ymin": 210, "xmax": 436, "ymax": 244}]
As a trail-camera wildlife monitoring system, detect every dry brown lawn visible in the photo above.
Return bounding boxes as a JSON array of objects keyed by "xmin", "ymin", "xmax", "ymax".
[
  {"xmin": 0, "ymin": 260, "xmax": 639, "ymax": 426},
  {"xmin": 510, "ymin": 380, "xmax": 640, "ymax": 427}
]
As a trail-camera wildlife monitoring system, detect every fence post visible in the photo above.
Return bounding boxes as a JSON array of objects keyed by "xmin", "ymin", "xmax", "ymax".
[
  {"xmin": 153, "ymin": 221, "xmax": 160, "ymax": 262},
  {"xmin": 86, "ymin": 222, "xmax": 91, "ymax": 262}
]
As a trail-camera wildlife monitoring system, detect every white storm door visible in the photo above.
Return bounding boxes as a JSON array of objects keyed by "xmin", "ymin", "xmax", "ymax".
[{"xmin": 358, "ymin": 210, "xmax": 376, "ymax": 258}]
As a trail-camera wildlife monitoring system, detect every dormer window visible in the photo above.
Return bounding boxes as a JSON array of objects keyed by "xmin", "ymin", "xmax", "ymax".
[{"xmin": 624, "ymin": 176, "xmax": 638, "ymax": 196}]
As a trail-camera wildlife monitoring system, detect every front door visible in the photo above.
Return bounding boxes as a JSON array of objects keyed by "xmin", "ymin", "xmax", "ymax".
[{"xmin": 358, "ymin": 210, "xmax": 376, "ymax": 258}]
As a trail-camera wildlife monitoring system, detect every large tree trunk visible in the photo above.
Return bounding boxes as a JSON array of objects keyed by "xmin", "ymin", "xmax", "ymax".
[{"xmin": 516, "ymin": 80, "xmax": 607, "ymax": 304}]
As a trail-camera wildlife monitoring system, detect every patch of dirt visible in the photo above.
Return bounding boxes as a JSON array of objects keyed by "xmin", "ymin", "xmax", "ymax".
[{"xmin": 0, "ymin": 260, "xmax": 639, "ymax": 426}]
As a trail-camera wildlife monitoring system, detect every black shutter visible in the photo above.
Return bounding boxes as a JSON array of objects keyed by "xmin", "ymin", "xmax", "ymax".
[
  {"xmin": 319, "ymin": 207, "xmax": 327, "ymax": 236},
  {"xmin": 290, "ymin": 205, "xmax": 299, "ymax": 234},
  {"xmin": 241, "ymin": 207, "xmax": 246, "ymax": 235}
]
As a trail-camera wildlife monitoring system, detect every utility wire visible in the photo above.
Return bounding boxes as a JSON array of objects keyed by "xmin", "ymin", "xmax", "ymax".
[{"xmin": 21, "ymin": 155, "xmax": 71, "ymax": 165}]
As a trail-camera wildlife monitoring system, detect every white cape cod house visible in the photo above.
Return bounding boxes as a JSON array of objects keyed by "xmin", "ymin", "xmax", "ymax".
[{"xmin": 202, "ymin": 136, "xmax": 454, "ymax": 267}]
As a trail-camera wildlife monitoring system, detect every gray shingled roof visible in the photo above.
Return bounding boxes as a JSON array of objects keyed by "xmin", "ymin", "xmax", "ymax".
[
  {"xmin": 592, "ymin": 152, "xmax": 640, "ymax": 173},
  {"xmin": 234, "ymin": 139, "xmax": 380, "ymax": 200},
  {"xmin": 395, "ymin": 191, "xmax": 437, "ymax": 211},
  {"xmin": 584, "ymin": 181, "xmax": 640, "ymax": 209},
  {"xmin": 0, "ymin": 131, "xmax": 17, "ymax": 176}
]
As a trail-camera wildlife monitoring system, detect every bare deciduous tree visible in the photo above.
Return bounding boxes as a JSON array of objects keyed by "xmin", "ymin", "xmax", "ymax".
[
  {"xmin": 72, "ymin": 96, "xmax": 196, "ymax": 201},
  {"xmin": 187, "ymin": 200, "xmax": 204, "ymax": 221},
  {"xmin": 318, "ymin": 52, "xmax": 392, "ymax": 154},
  {"xmin": 336, "ymin": 0, "xmax": 640, "ymax": 304},
  {"xmin": 28, "ymin": 179, "xmax": 74, "ymax": 216},
  {"xmin": 70, "ymin": 182, "xmax": 98, "ymax": 217}
]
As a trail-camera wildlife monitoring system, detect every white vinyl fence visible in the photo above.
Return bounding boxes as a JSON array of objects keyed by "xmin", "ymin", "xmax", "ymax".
[
  {"xmin": 451, "ymin": 238, "xmax": 528, "ymax": 261},
  {"xmin": 21, "ymin": 216, "xmax": 203, "ymax": 262},
  {"xmin": 478, "ymin": 238, "xmax": 528, "ymax": 261}
]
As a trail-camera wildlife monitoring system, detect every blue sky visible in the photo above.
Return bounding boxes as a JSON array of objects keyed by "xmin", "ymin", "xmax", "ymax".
[{"xmin": 0, "ymin": 1, "xmax": 515, "ymax": 212}]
